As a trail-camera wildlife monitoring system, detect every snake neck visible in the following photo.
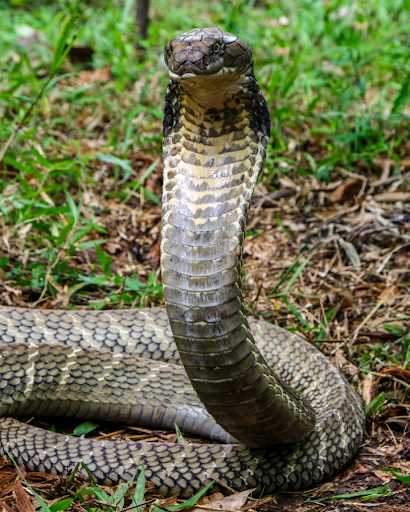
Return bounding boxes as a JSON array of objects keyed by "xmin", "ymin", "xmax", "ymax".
[{"xmin": 161, "ymin": 76, "xmax": 315, "ymax": 447}]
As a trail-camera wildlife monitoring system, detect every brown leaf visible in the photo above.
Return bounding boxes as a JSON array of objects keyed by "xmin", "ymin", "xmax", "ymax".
[
  {"xmin": 354, "ymin": 463, "xmax": 372, "ymax": 474},
  {"xmin": 194, "ymin": 489, "xmax": 254, "ymax": 511},
  {"xmin": 400, "ymin": 157, "xmax": 410, "ymax": 169},
  {"xmin": 13, "ymin": 481, "xmax": 35, "ymax": 512},
  {"xmin": 147, "ymin": 240, "xmax": 160, "ymax": 263},
  {"xmin": 379, "ymin": 285, "xmax": 399, "ymax": 305},
  {"xmin": 336, "ymin": 288, "xmax": 354, "ymax": 309},
  {"xmin": 200, "ymin": 492, "xmax": 225, "ymax": 504},
  {"xmin": 77, "ymin": 66, "xmax": 111, "ymax": 84},
  {"xmin": 329, "ymin": 178, "xmax": 362, "ymax": 203},
  {"xmin": 381, "ymin": 367, "xmax": 410, "ymax": 383}
]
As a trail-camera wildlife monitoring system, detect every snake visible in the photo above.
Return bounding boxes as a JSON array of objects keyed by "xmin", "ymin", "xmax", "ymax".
[{"xmin": 0, "ymin": 27, "xmax": 365, "ymax": 497}]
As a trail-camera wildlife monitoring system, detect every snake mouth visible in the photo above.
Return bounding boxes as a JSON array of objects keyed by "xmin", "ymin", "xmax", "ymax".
[{"xmin": 168, "ymin": 66, "xmax": 242, "ymax": 81}]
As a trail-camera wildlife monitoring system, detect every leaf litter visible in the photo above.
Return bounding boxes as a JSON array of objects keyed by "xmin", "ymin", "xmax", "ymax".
[{"xmin": 0, "ymin": 162, "xmax": 408, "ymax": 511}]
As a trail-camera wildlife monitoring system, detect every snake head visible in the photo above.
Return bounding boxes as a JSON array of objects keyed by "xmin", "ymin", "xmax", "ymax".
[{"xmin": 165, "ymin": 27, "xmax": 253, "ymax": 79}]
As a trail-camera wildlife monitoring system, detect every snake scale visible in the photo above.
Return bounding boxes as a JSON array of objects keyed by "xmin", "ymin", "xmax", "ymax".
[{"xmin": 0, "ymin": 28, "xmax": 365, "ymax": 497}]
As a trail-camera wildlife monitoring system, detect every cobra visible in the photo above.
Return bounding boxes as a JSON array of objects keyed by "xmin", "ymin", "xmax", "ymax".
[{"xmin": 0, "ymin": 27, "xmax": 364, "ymax": 497}]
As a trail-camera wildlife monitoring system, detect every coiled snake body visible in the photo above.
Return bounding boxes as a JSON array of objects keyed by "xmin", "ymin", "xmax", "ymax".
[{"xmin": 0, "ymin": 28, "xmax": 364, "ymax": 497}]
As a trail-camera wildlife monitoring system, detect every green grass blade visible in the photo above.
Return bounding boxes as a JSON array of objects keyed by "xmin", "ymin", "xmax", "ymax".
[
  {"xmin": 330, "ymin": 484, "xmax": 392, "ymax": 501},
  {"xmin": 391, "ymin": 71, "xmax": 410, "ymax": 114},
  {"xmin": 72, "ymin": 421, "xmax": 99, "ymax": 436},
  {"xmin": 153, "ymin": 481, "xmax": 214, "ymax": 512},
  {"xmin": 365, "ymin": 392, "xmax": 386, "ymax": 416},
  {"xmin": 49, "ymin": 497, "xmax": 75, "ymax": 511},
  {"xmin": 131, "ymin": 466, "xmax": 146, "ymax": 512}
]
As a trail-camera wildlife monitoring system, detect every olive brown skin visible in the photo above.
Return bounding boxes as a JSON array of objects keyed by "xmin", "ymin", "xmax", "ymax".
[
  {"xmin": 165, "ymin": 27, "xmax": 252, "ymax": 77},
  {"xmin": 0, "ymin": 28, "xmax": 365, "ymax": 497}
]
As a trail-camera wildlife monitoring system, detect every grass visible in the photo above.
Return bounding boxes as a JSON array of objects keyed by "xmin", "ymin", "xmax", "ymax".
[
  {"xmin": 1, "ymin": 0, "xmax": 409, "ymax": 308},
  {"xmin": 0, "ymin": 0, "xmax": 409, "ymax": 510},
  {"xmin": 12, "ymin": 462, "xmax": 213, "ymax": 511}
]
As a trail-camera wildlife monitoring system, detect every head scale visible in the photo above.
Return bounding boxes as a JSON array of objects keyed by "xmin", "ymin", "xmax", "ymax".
[{"xmin": 164, "ymin": 27, "xmax": 253, "ymax": 79}]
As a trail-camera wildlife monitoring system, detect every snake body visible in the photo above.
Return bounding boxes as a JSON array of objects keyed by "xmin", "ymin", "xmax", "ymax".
[{"xmin": 0, "ymin": 28, "xmax": 364, "ymax": 497}]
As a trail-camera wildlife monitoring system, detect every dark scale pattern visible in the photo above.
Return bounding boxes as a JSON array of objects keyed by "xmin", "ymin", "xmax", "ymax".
[
  {"xmin": 161, "ymin": 29, "xmax": 318, "ymax": 448},
  {"xmin": 244, "ymin": 73, "xmax": 271, "ymax": 140},
  {"xmin": 163, "ymin": 81, "xmax": 181, "ymax": 137},
  {"xmin": 0, "ymin": 308, "xmax": 364, "ymax": 495},
  {"xmin": 0, "ymin": 27, "xmax": 365, "ymax": 497}
]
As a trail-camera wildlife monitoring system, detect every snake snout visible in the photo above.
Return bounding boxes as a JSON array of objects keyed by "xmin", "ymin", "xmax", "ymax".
[
  {"xmin": 168, "ymin": 48, "xmax": 221, "ymax": 77},
  {"xmin": 165, "ymin": 44, "xmax": 224, "ymax": 78}
]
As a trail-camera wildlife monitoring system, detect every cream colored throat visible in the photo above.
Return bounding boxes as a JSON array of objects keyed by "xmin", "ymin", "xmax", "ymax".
[{"xmin": 178, "ymin": 73, "xmax": 243, "ymax": 108}]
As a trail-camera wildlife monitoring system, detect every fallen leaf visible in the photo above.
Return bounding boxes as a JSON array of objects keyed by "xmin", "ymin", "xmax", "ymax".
[
  {"xmin": 329, "ymin": 177, "xmax": 362, "ymax": 203},
  {"xmin": 400, "ymin": 157, "xmax": 410, "ymax": 169},
  {"xmin": 380, "ymin": 367, "xmax": 410, "ymax": 383},
  {"xmin": 379, "ymin": 285, "xmax": 399, "ymax": 305},
  {"xmin": 354, "ymin": 463, "xmax": 372, "ymax": 474},
  {"xmin": 337, "ymin": 237, "xmax": 361, "ymax": 268},
  {"xmin": 13, "ymin": 481, "xmax": 35, "ymax": 512},
  {"xmin": 194, "ymin": 489, "xmax": 254, "ymax": 511},
  {"xmin": 77, "ymin": 66, "xmax": 111, "ymax": 84},
  {"xmin": 335, "ymin": 287, "xmax": 354, "ymax": 309}
]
